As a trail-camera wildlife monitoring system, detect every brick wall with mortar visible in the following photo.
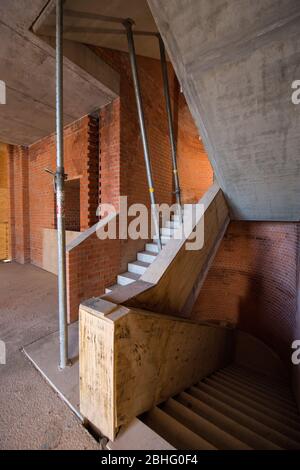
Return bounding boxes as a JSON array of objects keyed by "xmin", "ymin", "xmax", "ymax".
[
  {"xmin": 27, "ymin": 115, "xmax": 99, "ymax": 267},
  {"xmin": 8, "ymin": 145, "xmax": 30, "ymax": 264},
  {"xmin": 176, "ymin": 90, "xmax": 213, "ymax": 203},
  {"xmin": 64, "ymin": 179, "xmax": 80, "ymax": 232},
  {"xmin": 66, "ymin": 220, "xmax": 122, "ymax": 322},
  {"xmin": 0, "ymin": 143, "xmax": 10, "ymax": 259},
  {"xmin": 93, "ymin": 47, "xmax": 175, "ymax": 209},
  {"xmin": 95, "ymin": 47, "xmax": 175, "ymax": 273},
  {"xmin": 191, "ymin": 221, "xmax": 299, "ymax": 364},
  {"xmin": 294, "ymin": 230, "xmax": 300, "ymax": 409},
  {"xmin": 95, "ymin": 47, "xmax": 213, "ymax": 272},
  {"xmin": 67, "ymin": 49, "xmax": 178, "ymax": 319},
  {"xmin": 8, "ymin": 48, "xmax": 213, "ymax": 320}
]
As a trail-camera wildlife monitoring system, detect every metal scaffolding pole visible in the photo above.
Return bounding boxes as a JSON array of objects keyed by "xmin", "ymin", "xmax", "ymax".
[
  {"xmin": 123, "ymin": 19, "xmax": 162, "ymax": 251},
  {"xmin": 56, "ymin": 0, "xmax": 68, "ymax": 369},
  {"xmin": 158, "ymin": 35, "xmax": 182, "ymax": 214}
]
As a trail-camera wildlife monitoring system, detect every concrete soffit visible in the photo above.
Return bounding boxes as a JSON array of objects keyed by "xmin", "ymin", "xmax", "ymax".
[
  {"xmin": 0, "ymin": 0, "xmax": 120, "ymax": 146},
  {"xmin": 31, "ymin": 1, "xmax": 120, "ymax": 99}
]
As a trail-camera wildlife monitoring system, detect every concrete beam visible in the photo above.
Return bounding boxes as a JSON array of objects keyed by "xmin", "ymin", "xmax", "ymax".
[{"xmin": 0, "ymin": 0, "xmax": 120, "ymax": 145}]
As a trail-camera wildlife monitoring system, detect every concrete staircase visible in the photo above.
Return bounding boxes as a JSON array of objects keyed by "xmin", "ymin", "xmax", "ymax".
[
  {"xmin": 140, "ymin": 364, "xmax": 300, "ymax": 450},
  {"xmin": 105, "ymin": 213, "xmax": 182, "ymax": 293}
]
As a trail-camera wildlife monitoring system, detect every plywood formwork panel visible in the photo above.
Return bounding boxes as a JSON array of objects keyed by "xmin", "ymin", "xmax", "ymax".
[{"xmin": 79, "ymin": 301, "xmax": 234, "ymax": 440}]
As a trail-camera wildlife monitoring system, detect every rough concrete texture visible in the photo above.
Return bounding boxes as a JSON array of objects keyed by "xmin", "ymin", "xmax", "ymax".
[
  {"xmin": 0, "ymin": 0, "xmax": 119, "ymax": 145},
  {"xmin": 35, "ymin": 0, "xmax": 160, "ymax": 60},
  {"xmin": 148, "ymin": 0, "xmax": 300, "ymax": 221},
  {"xmin": 0, "ymin": 262, "xmax": 99, "ymax": 450}
]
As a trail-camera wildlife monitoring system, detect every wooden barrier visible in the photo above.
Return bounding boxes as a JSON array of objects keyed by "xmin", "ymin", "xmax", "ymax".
[{"xmin": 79, "ymin": 299, "xmax": 234, "ymax": 440}]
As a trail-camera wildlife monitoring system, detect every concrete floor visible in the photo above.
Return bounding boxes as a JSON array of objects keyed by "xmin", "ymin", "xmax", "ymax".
[{"xmin": 0, "ymin": 262, "xmax": 98, "ymax": 450}]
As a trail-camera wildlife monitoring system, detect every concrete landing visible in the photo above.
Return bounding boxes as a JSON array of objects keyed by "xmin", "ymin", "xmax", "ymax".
[
  {"xmin": 23, "ymin": 322, "xmax": 81, "ymax": 419},
  {"xmin": 0, "ymin": 262, "xmax": 97, "ymax": 449},
  {"xmin": 107, "ymin": 418, "xmax": 175, "ymax": 450}
]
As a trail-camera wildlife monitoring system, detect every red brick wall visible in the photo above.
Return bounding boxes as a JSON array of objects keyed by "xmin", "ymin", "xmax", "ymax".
[
  {"xmin": 94, "ymin": 48, "xmax": 213, "ymax": 210},
  {"xmin": 93, "ymin": 47, "xmax": 174, "ymax": 209},
  {"xmin": 8, "ymin": 48, "xmax": 215, "ymax": 321},
  {"xmin": 19, "ymin": 115, "xmax": 99, "ymax": 267},
  {"xmin": 99, "ymin": 99, "xmax": 121, "ymax": 211},
  {"xmin": 67, "ymin": 222, "xmax": 121, "ymax": 322},
  {"xmin": 294, "ymin": 232, "xmax": 300, "ymax": 409},
  {"xmin": 176, "ymin": 91, "xmax": 213, "ymax": 203},
  {"xmin": 191, "ymin": 221, "xmax": 299, "ymax": 363},
  {"xmin": 86, "ymin": 115, "xmax": 100, "ymax": 227},
  {"xmin": 94, "ymin": 47, "xmax": 177, "ymax": 271},
  {"xmin": 0, "ymin": 143, "xmax": 10, "ymax": 260},
  {"xmin": 8, "ymin": 145, "xmax": 30, "ymax": 264},
  {"xmin": 64, "ymin": 179, "xmax": 80, "ymax": 232},
  {"xmin": 66, "ymin": 49, "xmax": 187, "ymax": 320}
]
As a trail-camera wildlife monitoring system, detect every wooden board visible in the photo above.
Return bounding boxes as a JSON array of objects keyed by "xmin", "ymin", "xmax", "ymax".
[
  {"xmin": 42, "ymin": 228, "xmax": 80, "ymax": 275},
  {"xmin": 79, "ymin": 303, "xmax": 234, "ymax": 440},
  {"xmin": 79, "ymin": 307, "xmax": 115, "ymax": 440}
]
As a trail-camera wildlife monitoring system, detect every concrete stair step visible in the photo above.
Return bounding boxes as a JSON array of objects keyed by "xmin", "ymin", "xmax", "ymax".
[
  {"xmin": 213, "ymin": 370, "xmax": 297, "ymax": 411},
  {"xmin": 180, "ymin": 390, "xmax": 283, "ymax": 450},
  {"xmin": 161, "ymin": 398, "xmax": 251, "ymax": 450},
  {"xmin": 143, "ymin": 407, "xmax": 216, "ymax": 450},
  {"xmin": 161, "ymin": 227, "xmax": 175, "ymax": 237},
  {"xmin": 105, "ymin": 284, "xmax": 119, "ymax": 294},
  {"xmin": 107, "ymin": 418, "xmax": 175, "ymax": 450},
  {"xmin": 128, "ymin": 260, "xmax": 150, "ymax": 276},
  {"xmin": 196, "ymin": 382, "xmax": 300, "ymax": 441},
  {"xmin": 153, "ymin": 235, "xmax": 171, "ymax": 245},
  {"xmin": 226, "ymin": 364, "xmax": 290, "ymax": 394},
  {"xmin": 189, "ymin": 385, "xmax": 300, "ymax": 449},
  {"xmin": 137, "ymin": 250, "xmax": 157, "ymax": 263},
  {"xmin": 203, "ymin": 377, "xmax": 300, "ymax": 429},
  {"xmin": 165, "ymin": 220, "xmax": 181, "ymax": 229},
  {"xmin": 227, "ymin": 363, "xmax": 290, "ymax": 386},
  {"xmin": 145, "ymin": 243, "xmax": 160, "ymax": 253},
  {"xmin": 171, "ymin": 214, "xmax": 182, "ymax": 222},
  {"xmin": 219, "ymin": 368, "xmax": 293, "ymax": 402},
  {"xmin": 117, "ymin": 271, "xmax": 140, "ymax": 286}
]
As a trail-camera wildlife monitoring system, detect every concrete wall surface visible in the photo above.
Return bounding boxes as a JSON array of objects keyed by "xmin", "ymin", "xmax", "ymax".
[
  {"xmin": 148, "ymin": 0, "xmax": 300, "ymax": 221},
  {"xmin": 0, "ymin": 0, "xmax": 119, "ymax": 145}
]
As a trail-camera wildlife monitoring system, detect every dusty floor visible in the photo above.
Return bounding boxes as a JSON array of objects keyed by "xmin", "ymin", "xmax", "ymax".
[{"xmin": 0, "ymin": 262, "xmax": 99, "ymax": 450}]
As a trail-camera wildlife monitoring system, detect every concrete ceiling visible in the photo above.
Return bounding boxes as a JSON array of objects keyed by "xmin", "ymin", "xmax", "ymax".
[
  {"xmin": 34, "ymin": 0, "xmax": 160, "ymax": 60},
  {"xmin": 148, "ymin": 0, "xmax": 300, "ymax": 221},
  {"xmin": 0, "ymin": 0, "xmax": 119, "ymax": 146}
]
